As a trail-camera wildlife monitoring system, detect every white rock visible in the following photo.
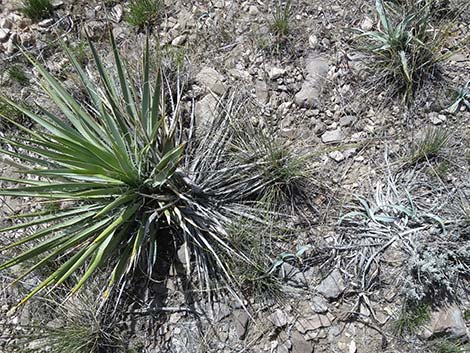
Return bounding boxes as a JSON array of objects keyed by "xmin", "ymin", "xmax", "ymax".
[
  {"xmin": 171, "ymin": 34, "xmax": 187, "ymax": 46},
  {"xmin": 316, "ymin": 269, "xmax": 346, "ymax": 299},
  {"xmin": 329, "ymin": 151, "xmax": 345, "ymax": 162},
  {"xmin": 308, "ymin": 34, "xmax": 318, "ymax": 48},
  {"xmin": 360, "ymin": 16, "xmax": 374, "ymax": 31},
  {"xmin": 195, "ymin": 94, "xmax": 218, "ymax": 129},
  {"xmin": 428, "ymin": 112, "xmax": 447, "ymax": 125},
  {"xmin": 269, "ymin": 67, "xmax": 286, "ymax": 80},
  {"xmin": 38, "ymin": 18, "xmax": 54, "ymax": 28},
  {"xmin": 269, "ymin": 309, "xmax": 288, "ymax": 327},
  {"xmin": 295, "ymin": 55, "xmax": 329, "ymax": 108},
  {"xmin": 196, "ymin": 67, "xmax": 227, "ymax": 96},
  {"xmin": 248, "ymin": 5, "xmax": 260, "ymax": 16},
  {"xmin": 321, "ymin": 129, "xmax": 344, "ymax": 144},
  {"xmin": 0, "ymin": 28, "xmax": 10, "ymax": 43}
]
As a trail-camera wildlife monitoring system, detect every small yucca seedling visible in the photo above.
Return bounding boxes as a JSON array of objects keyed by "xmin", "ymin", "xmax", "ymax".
[
  {"xmin": 0, "ymin": 32, "xmax": 303, "ymax": 304},
  {"xmin": 126, "ymin": 0, "xmax": 161, "ymax": 28},
  {"xmin": 409, "ymin": 127, "xmax": 449, "ymax": 164},
  {"xmin": 356, "ymin": 0, "xmax": 452, "ymax": 102},
  {"xmin": 448, "ymin": 80, "xmax": 470, "ymax": 113},
  {"xmin": 21, "ymin": 0, "xmax": 54, "ymax": 21}
]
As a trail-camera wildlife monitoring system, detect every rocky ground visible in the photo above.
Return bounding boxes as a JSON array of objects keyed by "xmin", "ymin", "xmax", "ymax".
[{"xmin": 0, "ymin": 0, "xmax": 470, "ymax": 352}]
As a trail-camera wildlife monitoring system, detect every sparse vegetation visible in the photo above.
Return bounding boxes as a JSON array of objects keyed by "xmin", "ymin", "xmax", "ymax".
[
  {"xmin": 126, "ymin": 0, "xmax": 162, "ymax": 28},
  {"xmin": 356, "ymin": 0, "xmax": 452, "ymax": 101},
  {"xmin": 409, "ymin": 127, "xmax": 449, "ymax": 164},
  {"xmin": 21, "ymin": 0, "xmax": 54, "ymax": 21},
  {"xmin": 427, "ymin": 338, "xmax": 468, "ymax": 353},
  {"xmin": 393, "ymin": 303, "xmax": 430, "ymax": 335},
  {"xmin": 7, "ymin": 291, "xmax": 124, "ymax": 353},
  {"xmin": 271, "ymin": 1, "xmax": 292, "ymax": 39},
  {"xmin": 0, "ymin": 33, "xmax": 307, "ymax": 304},
  {"xmin": 8, "ymin": 65, "xmax": 29, "ymax": 86},
  {"xmin": 448, "ymin": 80, "xmax": 470, "ymax": 113}
]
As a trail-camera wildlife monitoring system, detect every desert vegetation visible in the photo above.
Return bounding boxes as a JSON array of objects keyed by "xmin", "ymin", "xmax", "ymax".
[{"xmin": 0, "ymin": 0, "xmax": 469, "ymax": 352}]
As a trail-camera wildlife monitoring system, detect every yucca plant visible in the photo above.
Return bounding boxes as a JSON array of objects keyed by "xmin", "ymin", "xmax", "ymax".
[
  {"xmin": 356, "ymin": 0, "xmax": 452, "ymax": 102},
  {"xmin": 0, "ymin": 32, "xmax": 302, "ymax": 304}
]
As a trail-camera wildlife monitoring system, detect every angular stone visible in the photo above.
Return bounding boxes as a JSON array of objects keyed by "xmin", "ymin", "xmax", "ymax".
[
  {"xmin": 317, "ymin": 269, "xmax": 346, "ymax": 299},
  {"xmin": 295, "ymin": 314, "xmax": 331, "ymax": 333},
  {"xmin": 195, "ymin": 94, "xmax": 218, "ymax": 129},
  {"xmin": 196, "ymin": 67, "xmax": 227, "ymax": 96},
  {"xmin": 291, "ymin": 331, "xmax": 314, "ymax": 353},
  {"xmin": 429, "ymin": 305, "xmax": 469, "ymax": 339},
  {"xmin": 329, "ymin": 151, "xmax": 345, "ymax": 162},
  {"xmin": 321, "ymin": 129, "xmax": 344, "ymax": 144},
  {"xmin": 269, "ymin": 309, "xmax": 288, "ymax": 328},
  {"xmin": 233, "ymin": 310, "xmax": 250, "ymax": 340},
  {"xmin": 311, "ymin": 296, "xmax": 329, "ymax": 314},
  {"xmin": 295, "ymin": 55, "xmax": 329, "ymax": 108},
  {"xmin": 269, "ymin": 67, "xmax": 286, "ymax": 80},
  {"xmin": 0, "ymin": 28, "xmax": 10, "ymax": 43}
]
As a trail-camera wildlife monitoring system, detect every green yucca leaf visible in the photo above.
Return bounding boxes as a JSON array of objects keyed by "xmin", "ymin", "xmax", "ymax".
[{"xmin": 0, "ymin": 28, "xmax": 306, "ymax": 306}]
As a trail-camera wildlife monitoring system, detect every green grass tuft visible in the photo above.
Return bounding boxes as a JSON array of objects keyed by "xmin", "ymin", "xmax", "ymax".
[
  {"xmin": 126, "ymin": 0, "xmax": 162, "ymax": 28},
  {"xmin": 8, "ymin": 65, "xmax": 30, "ymax": 86},
  {"xmin": 393, "ymin": 303, "xmax": 430, "ymax": 335},
  {"xmin": 409, "ymin": 127, "xmax": 449, "ymax": 164},
  {"xmin": 21, "ymin": 0, "xmax": 54, "ymax": 21}
]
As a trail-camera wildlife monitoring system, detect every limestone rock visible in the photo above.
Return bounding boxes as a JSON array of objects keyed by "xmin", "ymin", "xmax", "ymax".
[
  {"xmin": 233, "ymin": 310, "xmax": 250, "ymax": 340},
  {"xmin": 429, "ymin": 305, "xmax": 469, "ymax": 339},
  {"xmin": 317, "ymin": 269, "xmax": 346, "ymax": 300},
  {"xmin": 269, "ymin": 309, "xmax": 288, "ymax": 328},
  {"xmin": 321, "ymin": 129, "xmax": 344, "ymax": 144},
  {"xmin": 295, "ymin": 55, "xmax": 329, "ymax": 108},
  {"xmin": 196, "ymin": 67, "xmax": 227, "ymax": 96}
]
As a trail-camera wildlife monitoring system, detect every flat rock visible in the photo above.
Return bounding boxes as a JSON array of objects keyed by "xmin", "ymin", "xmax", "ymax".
[
  {"xmin": 232, "ymin": 310, "xmax": 250, "ymax": 340},
  {"xmin": 291, "ymin": 331, "xmax": 314, "ymax": 353},
  {"xmin": 329, "ymin": 151, "xmax": 345, "ymax": 162},
  {"xmin": 317, "ymin": 269, "xmax": 346, "ymax": 300},
  {"xmin": 269, "ymin": 67, "xmax": 286, "ymax": 80},
  {"xmin": 196, "ymin": 66, "xmax": 227, "ymax": 96},
  {"xmin": 0, "ymin": 28, "xmax": 10, "ymax": 43},
  {"xmin": 311, "ymin": 296, "xmax": 329, "ymax": 314},
  {"xmin": 295, "ymin": 55, "xmax": 329, "ymax": 108},
  {"xmin": 321, "ymin": 129, "xmax": 344, "ymax": 144},
  {"xmin": 269, "ymin": 309, "xmax": 288, "ymax": 328},
  {"xmin": 295, "ymin": 314, "xmax": 331, "ymax": 333},
  {"xmin": 195, "ymin": 94, "xmax": 218, "ymax": 129},
  {"xmin": 429, "ymin": 305, "xmax": 469, "ymax": 339}
]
